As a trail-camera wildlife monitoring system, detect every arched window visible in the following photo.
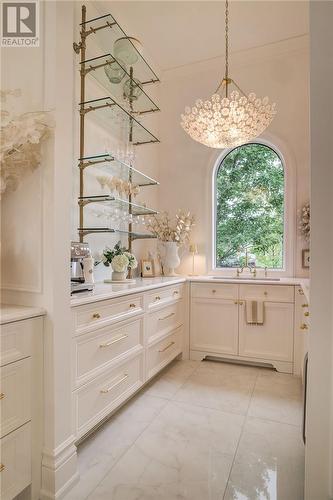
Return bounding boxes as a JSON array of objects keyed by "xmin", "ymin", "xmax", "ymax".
[{"xmin": 214, "ymin": 143, "xmax": 285, "ymax": 270}]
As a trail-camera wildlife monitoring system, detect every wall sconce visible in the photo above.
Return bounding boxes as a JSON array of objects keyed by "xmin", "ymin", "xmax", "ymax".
[{"xmin": 189, "ymin": 243, "xmax": 198, "ymax": 276}]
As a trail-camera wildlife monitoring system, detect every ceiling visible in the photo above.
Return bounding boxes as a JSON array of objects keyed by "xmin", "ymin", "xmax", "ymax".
[{"xmin": 100, "ymin": 1, "xmax": 309, "ymax": 71}]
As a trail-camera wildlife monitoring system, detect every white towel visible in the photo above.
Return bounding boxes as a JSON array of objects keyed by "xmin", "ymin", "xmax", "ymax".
[{"xmin": 246, "ymin": 300, "xmax": 264, "ymax": 325}]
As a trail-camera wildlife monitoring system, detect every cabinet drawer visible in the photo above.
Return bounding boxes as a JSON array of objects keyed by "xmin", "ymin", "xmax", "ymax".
[
  {"xmin": 0, "ymin": 318, "xmax": 41, "ymax": 367},
  {"xmin": 147, "ymin": 327, "xmax": 182, "ymax": 380},
  {"xmin": 191, "ymin": 283, "xmax": 238, "ymax": 300},
  {"xmin": 147, "ymin": 285, "xmax": 184, "ymax": 308},
  {"xmin": 239, "ymin": 284, "xmax": 294, "ymax": 303},
  {"xmin": 0, "ymin": 358, "xmax": 31, "ymax": 438},
  {"xmin": 0, "ymin": 422, "xmax": 31, "ymax": 500},
  {"xmin": 74, "ymin": 318, "xmax": 143, "ymax": 386},
  {"xmin": 147, "ymin": 302, "xmax": 184, "ymax": 343},
  {"xmin": 74, "ymin": 352, "xmax": 144, "ymax": 438},
  {"xmin": 74, "ymin": 295, "xmax": 143, "ymax": 334}
]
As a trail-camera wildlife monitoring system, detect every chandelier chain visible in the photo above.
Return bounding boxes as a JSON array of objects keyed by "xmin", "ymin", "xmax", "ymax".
[{"xmin": 225, "ymin": 0, "xmax": 229, "ymax": 82}]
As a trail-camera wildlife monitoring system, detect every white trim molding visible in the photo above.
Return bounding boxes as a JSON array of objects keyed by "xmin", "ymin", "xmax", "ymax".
[{"xmin": 207, "ymin": 134, "xmax": 296, "ymax": 278}]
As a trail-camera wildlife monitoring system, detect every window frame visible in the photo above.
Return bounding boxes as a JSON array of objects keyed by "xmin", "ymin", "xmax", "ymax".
[{"xmin": 209, "ymin": 139, "xmax": 295, "ymax": 278}]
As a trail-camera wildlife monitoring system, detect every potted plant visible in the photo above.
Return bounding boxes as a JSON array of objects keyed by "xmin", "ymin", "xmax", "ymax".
[
  {"xmin": 102, "ymin": 242, "xmax": 138, "ymax": 282},
  {"xmin": 147, "ymin": 210, "xmax": 195, "ymax": 276}
]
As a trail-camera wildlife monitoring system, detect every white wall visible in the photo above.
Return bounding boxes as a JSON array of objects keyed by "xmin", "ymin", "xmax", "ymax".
[
  {"xmin": 158, "ymin": 35, "xmax": 310, "ymax": 277},
  {"xmin": 305, "ymin": 2, "xmax": 333, "ymax": 498}
]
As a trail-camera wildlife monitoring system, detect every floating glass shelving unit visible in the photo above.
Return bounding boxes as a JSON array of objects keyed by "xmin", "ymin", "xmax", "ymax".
[
  {"xmin": 78, "ymin": 153, "xmax": 159, "ymax": 187},
  {"xmin": 78, "ymin": 195, "xmax": 158, "ymax": 216},
  {"xmin": 81, "ymin": 54, "xmax": 159, "ymax": 115},
  {"xmin": 78, "ymin": 227, "xmax": 157, "ymax": 240}
]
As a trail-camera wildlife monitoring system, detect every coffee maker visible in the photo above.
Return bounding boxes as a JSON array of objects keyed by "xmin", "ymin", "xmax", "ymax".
[{"xmin": 71, "ymin": 241, "xmax": 94, "ymax": 294}]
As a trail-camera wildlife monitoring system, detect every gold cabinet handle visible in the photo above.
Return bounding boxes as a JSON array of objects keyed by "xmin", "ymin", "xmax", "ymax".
[
  {"xmin": 173, "ymin": 290, "xmax": 179, "ymax": 295},
  {"xmin": 158, "ymin": 341, "xmax": 175, "ymax": 353},
  {"xmin": 129, "ymin": 303, "xmax": 136, "ymax": 308},
  {"xmin": 264, "ymin": 291, "xmax": 268, "ymax": 296},
  {"xmin": 99, "ymin": 334, "xmax": 128, "ymax": 348},
  {"xmin": 298, "ymin": 288, "xmax": 304, "ymax": 295},
  {"xmin": 92, "ymin": 313, "xmax": 101, "ymax": 319},
  {"xmin": 239, "ymin": 301, "xmax": 244, "ymax": 305},
  {"xmin": 300, "ymin": 323, "xmax": 308, "ymax": 330},
  {"xmin": 234, "ymin": 301, "xmax": 238, "ymax": 305},
  {"xmin": 304, "ymin": 311, "xmax": 310, "ymax": 317},
  {"xmin": 302, "ymin": 303, "xmax": 309, "ymax": 308},
  {"xmin": 155, "ymin": 296, "xmax": 161, "ymax": 301},
  {"xmin": 0, "ymin": 393, "xmax": 5, "ymax": 400},
  {"xmin": 100, "ymin": 373, "xmax": 128, "ymax": 394},
  {"xmin": 0, "ymin": 464, "xmax": 4, "ymax": 472},
  {"xmin": 212, "ymin": 289, "xmax": 217, "ymax": 293},
  {"xmin": 158, "ymin": 313, "xmax": 175, "ymax": 321}
]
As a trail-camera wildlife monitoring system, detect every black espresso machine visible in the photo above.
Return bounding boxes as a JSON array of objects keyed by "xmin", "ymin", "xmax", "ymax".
[{"xmin": 70, "ymin": 241, "xmax": 94, "ymax": 294}]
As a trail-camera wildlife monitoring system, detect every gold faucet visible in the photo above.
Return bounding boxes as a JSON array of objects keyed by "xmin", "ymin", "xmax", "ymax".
[{"xmin": 237, "ymin": 248, "xmax": 257, "ymax": 278}]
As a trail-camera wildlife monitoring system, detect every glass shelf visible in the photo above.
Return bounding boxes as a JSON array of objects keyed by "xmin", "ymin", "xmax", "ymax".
[
  {"xmin": 78, "ymin": 195, "xmax": 158, "ymax": 216},
  {"xmin": 80, "ymin": 97, "xmax": 159, "ymax": 146},
  {"xmin": 81, "ymin": 13, "xmax": 159, "ymax": 86},
  {"xmin": 81, "ymin": 54, "xmax": 159, "ymax": 115},
  {"xmin": 78, "ymin": 153, "xmax": 159, "ymax": 186},
  {"xmin": 78, "ymin": 227, "xmax": 157, "ymax": 240}
]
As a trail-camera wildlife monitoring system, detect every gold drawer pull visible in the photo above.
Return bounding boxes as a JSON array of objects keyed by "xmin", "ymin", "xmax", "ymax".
[
  {"xmin": 158, "ymin": 341, "xmax": 175, "ymax": 353},
  {"xmin": 239, "ymin": 301, "xmax": 244, "ymax": 305},
  {"xmin": 0, "ymin": 464, "xmax": 4, "ymax": 473},
  {"xmin": 100, "ymin": 373, "xmax": 128, "ymax": 394},
  {"xmin": 158, "ymin": 313, "xmax": 175, "ymax": 321},
  {"xmin": 155, "ymin": 296, "xmax": 161, "ymax": 301},
  {"xmin": 300, "ymin": 323, "xmax": 308, "ymax": 330},
  {"xmin": 92, "ymin": 313, "xmax": 101, "ymax": 319},
  {"xmin": 298, "ymin": 288, "xmax": 304, "ymax": 295},
  {"xmin": 0, "ymin": 393, "xmax": 5, "ymax": 400},
  {"xmin": 129, "ymin": 303, "xmax": 136, "ymax": 308},
  {"xmin": 304, "ymin": 311, "xmax": 310, "ymax": 317},
  {"xmin": 99, "ymin": 334, "xmax": 128, "ymax": 348},
  {"xmin": 264, "ymin": 291, "xmax": 268, "ymax": 296},
  {"xmin": 212, "ymin": 289, "xmax": 217, "ymax": 293},
  {"xmin": 302, "ymin": 303, "xmax": 309, "ymax": 308},
  {"xmin": 173, "ymin": 290, "xmax": 179, "ymax": 295},
  {"xmin": 234, "ymin": 301, "xmax": 238, "ymax": 305}
]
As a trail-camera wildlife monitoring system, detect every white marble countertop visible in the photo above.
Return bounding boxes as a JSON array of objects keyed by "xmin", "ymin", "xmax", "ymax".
[
  {"xmin": 71, "ymin": 277, "xmax": 187, "ymax": 307},
  {"xmin": 70, "ymin": 275, "xmax": 310, "ymax": 307},
  {"xmin": 0, "ymin": 304, "xmax": 46, "ymax": 325}
]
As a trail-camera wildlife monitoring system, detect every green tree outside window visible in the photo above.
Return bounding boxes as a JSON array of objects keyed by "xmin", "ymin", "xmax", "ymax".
[{"xmin": 215, "ymin": 143, "xmax": 284, "ymax": 269}]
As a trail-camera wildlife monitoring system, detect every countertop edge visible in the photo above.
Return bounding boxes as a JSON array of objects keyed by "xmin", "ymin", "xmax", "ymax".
[
  {"xmin": 71, "ymin": 277, "xmax": 187, "ymax": 307},
  {"xmin": 0, "ymin": 306, "xmax": 46, "ymax": 325}
]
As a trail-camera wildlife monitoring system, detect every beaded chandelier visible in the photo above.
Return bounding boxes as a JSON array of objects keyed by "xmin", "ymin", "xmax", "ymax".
[{"xmin": 181, "ymin": 0, "xmax": 277, "ymax": 149}]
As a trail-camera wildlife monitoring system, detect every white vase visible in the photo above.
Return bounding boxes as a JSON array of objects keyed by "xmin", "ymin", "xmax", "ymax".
[
  {"xmin": 111, "ymin": 270, "xmax": 127, "ymax": 281},
  {"xmin": 163, "ymin": 242, "xmax": 180, "ymax": 276}
]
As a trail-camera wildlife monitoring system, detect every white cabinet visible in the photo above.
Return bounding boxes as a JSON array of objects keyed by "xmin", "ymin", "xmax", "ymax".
[
  {"xmin": 72, "ymin": 283, "xmax": 185, "ymax": 439},
  {"xmin": 190, "ymin": 282, "xmax": 295, "ymax": 373},
  {"xmin": 238, "ymin": 301, "xmax": 294, "ymax": 362},
  {"xmin": 0, "ymin": 315, "xmax": 43, "ymax": 500},
  {"xmin": 191, "ymin": 298, "xmax": 238, "ymax": 355}
]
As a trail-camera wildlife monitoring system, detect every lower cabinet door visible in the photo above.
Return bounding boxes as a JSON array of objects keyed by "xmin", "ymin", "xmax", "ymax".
[
  {"xmin": 147, "ymin": 327, "xmax": 182, "ymax": 380},
  {"xmin": 74, "ymin": 351, "xmax": 144, "ymax": 438},
  {"xmin": 0, "ymin": 423, "xmax": 31, "ymax": 500},
  {"xmin": 190, "ymin": 298, "xmax": 238, "ymax": 355},
  {"xmin": 239, "ymin": 301, "xmax": 294, "ymax": 361}
]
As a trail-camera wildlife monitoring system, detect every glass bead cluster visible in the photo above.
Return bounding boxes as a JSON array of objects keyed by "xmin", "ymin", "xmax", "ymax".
[{"xmin": 181, "ymin": 90, "xmax": 276, "ymax": 149}]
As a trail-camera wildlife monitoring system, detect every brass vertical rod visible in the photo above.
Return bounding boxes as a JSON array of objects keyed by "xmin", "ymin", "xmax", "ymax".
[
  {"xmin": 128, "ymin": 66, "xmax": 134, "ymax": 257},
  {"xmin": 225, "ymin": 0, "xmax": 229, "ymax": 98},
  {"xmin": 79, "ymin": 5, "xmax": 87, "ymax": 242}
]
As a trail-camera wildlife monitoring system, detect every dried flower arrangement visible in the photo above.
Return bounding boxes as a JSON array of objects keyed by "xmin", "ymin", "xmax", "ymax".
[
  {"xmin": 0, "ymin": 89, "xmax": 51, "ymax": 196},
  {"xmin": 299, "ymin": 203, "xmax": 310, "ymax": 241},
  {"xmin": 147, "ymin": 210, "xmax": 195, "ymax": 246}
]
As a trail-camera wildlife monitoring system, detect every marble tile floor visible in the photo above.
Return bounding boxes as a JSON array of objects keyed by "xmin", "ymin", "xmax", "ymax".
[{"xmin": 64, "ymin": 359, "xmax": 304, "ymax": 500}]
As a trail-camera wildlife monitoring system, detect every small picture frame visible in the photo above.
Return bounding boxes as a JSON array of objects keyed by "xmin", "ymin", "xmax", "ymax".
[
  {"xmin": 302, "ymin": 249, "xmax": 310, "ymax": 269},
  {"xmin": 141, "ymin": 259, "xmax": 154, "ymax": 277},
  {"xmin": 152, "ymin": 255, "xmax": 162, "ymax": 277}
]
